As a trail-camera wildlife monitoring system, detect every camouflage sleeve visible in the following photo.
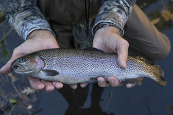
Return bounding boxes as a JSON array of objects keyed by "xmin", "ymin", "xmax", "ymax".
[
  {"xmin": 93, "ymin": 0, "xmax": 136, "ymax": 36},
  {"xmin": 0, "ymin": 0, "xmax": 54, "ymax": 40}
]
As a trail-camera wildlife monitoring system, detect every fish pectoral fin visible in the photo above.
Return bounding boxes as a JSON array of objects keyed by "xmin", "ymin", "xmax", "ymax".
[
  {"xmin": 124, "ymin": 78, "xmax": 143, "ymax": 85},
  {"xmin": 83, "ymin": 78, "xmax": 97, "ymax": 84},
  {"xmin": 41, "ymin": 69, "xmax": 59, "ymax": 76}
]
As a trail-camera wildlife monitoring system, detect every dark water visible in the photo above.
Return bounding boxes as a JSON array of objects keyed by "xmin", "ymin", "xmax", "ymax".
[{"xmin": 0, "ymin": 0, "xmax": 173, "ymax": 115}]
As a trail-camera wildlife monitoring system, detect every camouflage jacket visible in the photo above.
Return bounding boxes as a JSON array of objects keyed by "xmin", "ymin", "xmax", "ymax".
[{"xmin": 0, "ymin": 0, "xmax": 136, "ymax": 40}]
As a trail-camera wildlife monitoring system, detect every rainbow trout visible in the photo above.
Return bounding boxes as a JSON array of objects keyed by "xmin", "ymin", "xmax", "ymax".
[{"xmin": 11, "ymin": 48, "xmax": 167, "ymax": 86}]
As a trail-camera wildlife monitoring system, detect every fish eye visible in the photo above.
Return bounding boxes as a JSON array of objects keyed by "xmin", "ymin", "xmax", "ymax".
[{"xmin": 19, "ymin": 58, "xmax": 27, "ymax": 62}]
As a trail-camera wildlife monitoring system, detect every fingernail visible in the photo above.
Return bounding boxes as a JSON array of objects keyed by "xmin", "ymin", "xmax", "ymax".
[
  {"xmin": 80, "ymin": 84, "xmax": 87, "ymax": 88},
  {"xmin": 99, "ymin": 80, "xmax": 104, "ymax": 85},
  {"xmin": 121, "ymin": 62, "xmax": 126, "ymax": 69},
  {"xmin": 71, "ymin": 85, "xmax": 77, "ymax": 89},
  {"xmin": 53, "ymin": 83, "xmax": 61, "ymax": 89},
  {"xmin": 118, "ymin": 59, "xmax": 126, "ymax": 69},
  {"xmin": 38, "ymin": 84, "xmax": 44, "ymax": 89},
  {"xmin": 124, "ymin": 63, "xmax": 127, "ymax": 69},
  {"xmin": 47, "ymin": 86, "xmax": 54, "ymax": 91},
  {"xmin": 110, "ymin": 79, "xmax": 116, "ymax": 85},
  {"xmin": 126, "ymin": 84, "xmax": 133, "ymax": 88}
]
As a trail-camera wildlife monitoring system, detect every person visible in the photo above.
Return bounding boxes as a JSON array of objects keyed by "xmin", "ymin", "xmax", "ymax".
[{"xmin": 0, "ymin": 0, "xmax": 171, "ymax": 93}]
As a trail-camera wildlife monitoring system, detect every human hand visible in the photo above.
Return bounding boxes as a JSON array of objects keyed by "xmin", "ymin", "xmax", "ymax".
[
  {"xmin": 0, "ymin": 30, "xmax": 63, "ymax": 92},
  {"xmin": 93, "ymin": 26, "xmax": 135, "ymax": 88}
]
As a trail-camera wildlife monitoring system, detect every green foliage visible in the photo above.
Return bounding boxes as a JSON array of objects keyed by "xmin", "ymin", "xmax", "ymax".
[
  {"xmin": 9, "ymin": 102, "xmax": 17, "ymax": 115},
  {"xmin": 9, "ymin": 99, "xmax": 17, "ymax": 104},
  {"xmin": 144, "ymin": 1, "xmax": 173, "ymax": 31},
  {"xmin": 0, "ymin": 28, "xmax": 12, "ymax": 63},
  {"xmin": 0, "ymin": 12, "xmax": 5, "ymax": 22}
]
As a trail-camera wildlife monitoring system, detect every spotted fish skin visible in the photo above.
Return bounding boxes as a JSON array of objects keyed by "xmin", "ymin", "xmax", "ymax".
[{"xmin": 12, "ymin": 48, "xmax": 167, "ymax": 86}]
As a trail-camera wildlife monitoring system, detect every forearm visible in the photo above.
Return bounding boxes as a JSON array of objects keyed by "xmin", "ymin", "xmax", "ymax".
[
  {"xmin": 93, "ymin": 0, "xmax": 136, "ymax": 36},
  {"xmin": 0, "ymin": 0, "xmax": 54, "ymax": 40}
]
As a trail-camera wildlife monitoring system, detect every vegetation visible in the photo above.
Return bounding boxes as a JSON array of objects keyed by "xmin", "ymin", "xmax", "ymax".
[
  {"xmin": 0, "ymin": 12, "xmax": 38, "ymax": 115},
  {"xmin": 0, "ymin": 12, "xmax": 5, "ymax": 23}
]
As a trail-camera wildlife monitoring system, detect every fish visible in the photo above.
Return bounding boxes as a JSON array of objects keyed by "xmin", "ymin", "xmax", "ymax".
[{"xmin": 11, "ymin": 48, "xmax": 167, "ymax": 86}]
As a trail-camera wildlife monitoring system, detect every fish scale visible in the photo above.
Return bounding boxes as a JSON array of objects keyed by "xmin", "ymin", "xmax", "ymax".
[{"xmin": 12, "ymin": 48, "xmax": 167, "ymax": 86}]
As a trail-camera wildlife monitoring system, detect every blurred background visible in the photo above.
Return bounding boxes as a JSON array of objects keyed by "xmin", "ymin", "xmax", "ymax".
[{"xmin": 0, "ymin": 0, "xmax": 173, "ymax": 115}]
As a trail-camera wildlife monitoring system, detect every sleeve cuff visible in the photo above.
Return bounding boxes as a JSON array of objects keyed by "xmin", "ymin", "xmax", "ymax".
[
  {"xmin": 92, "ymin": 21, "xmax": 124, "ymax": 36},
  {"xmin": 21, "ymin": 19, "xmax": 56, "ymax": 40},
  {"xmin": 92, "ymin": 0, "xmax": 136, "ymax": 36},
  {"xmin": 92, "ymin": 13, "xmax": 125, "ymax": 36}
]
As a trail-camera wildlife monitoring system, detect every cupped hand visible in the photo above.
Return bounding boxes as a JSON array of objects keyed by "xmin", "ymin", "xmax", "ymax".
[
  {"xmin": 0, "ymin": 30, "xmax": 78, "ymax": 92},
  {"xmin": 93, "ymin": 26, "xmax": 135, "ymax": 88}
]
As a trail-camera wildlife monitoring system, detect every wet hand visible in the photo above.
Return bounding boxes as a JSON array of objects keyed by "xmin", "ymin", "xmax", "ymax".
[{"xmin": 93, "ymin": 26, "xmax": 135, "ymax": 88}]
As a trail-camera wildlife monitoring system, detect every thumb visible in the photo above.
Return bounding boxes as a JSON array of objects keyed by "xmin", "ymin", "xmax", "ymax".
[
  {"xmin": 0, "ymin": 47, "xmax": 22, "ymax": 74},
  {"xmin": 117, "ymin": 41, "xmax": 129, "ymax": 69},
  {"xmin": 0, "ymin": 58, "xmax": 14, "ymax": 74}
]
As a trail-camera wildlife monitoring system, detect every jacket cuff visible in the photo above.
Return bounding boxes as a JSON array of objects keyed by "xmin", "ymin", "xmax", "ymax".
[
  {"xmin": 21, "ymin": 18, "xmax": 55, "ymax": 40},
  {"xmin": 92, "ymin": 0, "xmax": 136, "ymax": 36},
  {"xmin": 92, "ymin": 12, "xmax": 125, "ymax": 36}
]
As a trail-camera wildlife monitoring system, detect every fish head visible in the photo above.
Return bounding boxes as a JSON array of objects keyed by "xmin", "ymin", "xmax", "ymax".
[{"xmin": 12, "ymin": 55, "xmax": 45, "ymax": 76}]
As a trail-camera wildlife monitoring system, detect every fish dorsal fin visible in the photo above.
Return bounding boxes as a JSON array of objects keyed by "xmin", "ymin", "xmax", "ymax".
[
  {"xmin": 153, "ymin": 65, "xmax": 161, "ymax": 68},
  {"xmin": 136, "ymin": 56, "xmax": 145, "ymax": 61},
  {"xmin": 42, "ymin": 69, "xmax": 59, "ymax": 76}
]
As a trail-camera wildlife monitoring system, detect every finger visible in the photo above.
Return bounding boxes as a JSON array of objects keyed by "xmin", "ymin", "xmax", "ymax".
[
  {"xmin": 80, "ymin": 83, "xmax": 88, "ymax": 88},
  {"xmin": 0, "ymin": 60, "xmax": 13, "ymax": 74},
  {"xmin": 27, "ymin": 77, "xmax": 45, "ymax": 90},
  {"xmin": 117, "ymin": 40, "xmax": 129, "ymax": 69},
  {"xmin": 52, "ymin": 82, "xmax": 63, "ymax": 89},
  {"xmin": 70, "ymin": 84, "xmax": 77, "ymax": 89},
  {"xmin": 107, "ymin": 76, "xmax": 121, "ymax": 87},
  {"xmin": 97, "ymin": 77, "xmax": 108, "ymax": 87},
  {"xmin": 0, "ymin": 47, "xmax": 23, "ymax": 74},
  {"xmin": 126, "ymin": 84, "xmax": 135, "ymax": 88},
  {"xmin": 41, "ymin": 80, "xmax": 55, "ymax": 92}
]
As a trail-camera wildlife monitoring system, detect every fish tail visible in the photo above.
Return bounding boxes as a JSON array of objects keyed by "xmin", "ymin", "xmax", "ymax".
[{"xmin": 149, "ymin": 65, "xmax": 167, "ymax": 86}]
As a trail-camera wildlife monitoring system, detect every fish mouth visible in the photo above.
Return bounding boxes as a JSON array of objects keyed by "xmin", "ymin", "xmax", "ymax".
[
  {"xmin": 13, "ymin": 70, "xmax": 34, "ymax": 75},
  {"xmin": 12, "ymin": 63, "xmax": 35, "ymax": 75},
  {"xmin": 12, "ymin": 63, "xmax": 25, "ymax": 70}
]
